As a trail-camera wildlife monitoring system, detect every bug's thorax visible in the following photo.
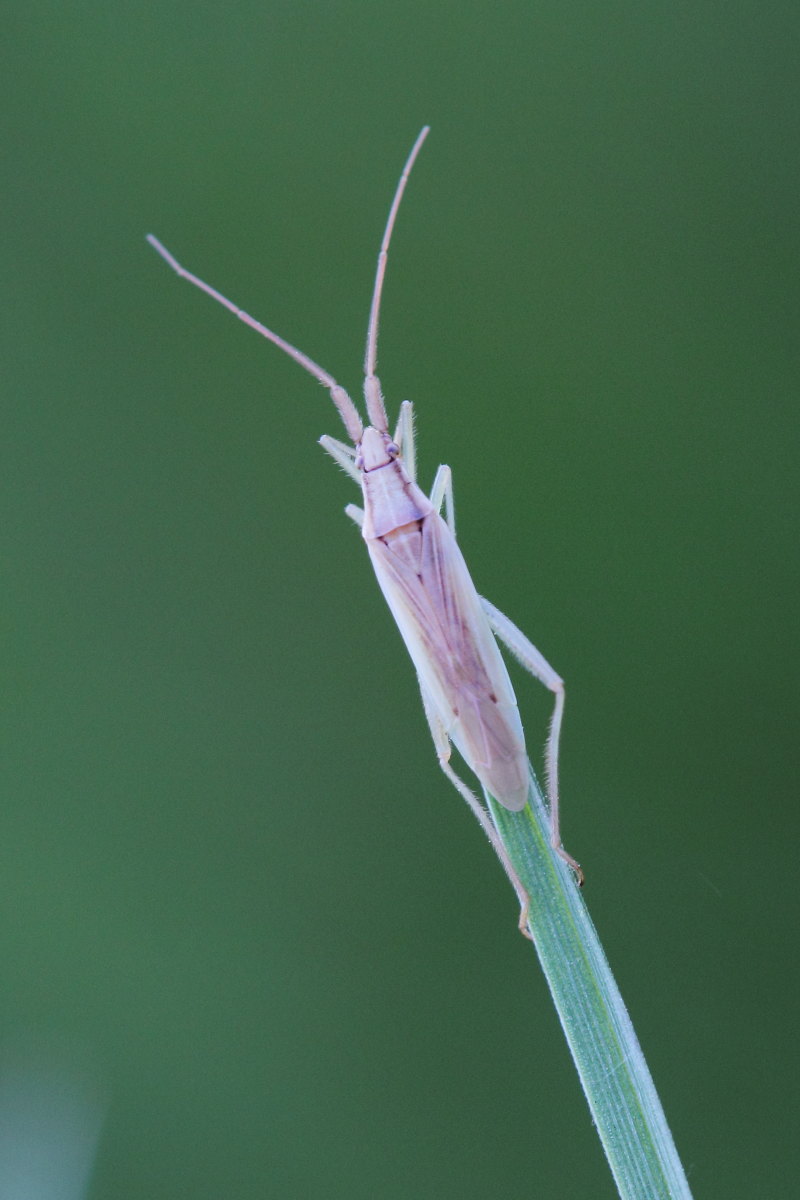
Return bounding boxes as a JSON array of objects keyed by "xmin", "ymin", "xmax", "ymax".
[{"xmin": 358, "ymin": 425, "xmax": 434, "ymax": 540}]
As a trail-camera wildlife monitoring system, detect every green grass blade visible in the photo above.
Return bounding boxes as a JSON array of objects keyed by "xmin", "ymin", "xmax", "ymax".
[{"xmin": 487, "ymin": 770, "xmax": 693, "ymax": 1200}]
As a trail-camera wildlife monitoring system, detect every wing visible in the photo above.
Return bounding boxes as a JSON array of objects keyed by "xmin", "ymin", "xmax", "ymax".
[{"xmin": 365, "ymin": 509, "xmax": 529, "ymax": 810}]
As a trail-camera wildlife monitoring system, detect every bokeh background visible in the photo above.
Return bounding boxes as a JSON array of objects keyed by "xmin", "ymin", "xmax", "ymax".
[{"xmin": 2, "ymin": 2, "xmax": 798, "ymax": 1197}]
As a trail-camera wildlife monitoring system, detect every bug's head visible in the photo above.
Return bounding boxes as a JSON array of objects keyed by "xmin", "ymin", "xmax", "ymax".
[{"xmin": 356, "ymin": 425, "xmax": 399, "ymax": 472}]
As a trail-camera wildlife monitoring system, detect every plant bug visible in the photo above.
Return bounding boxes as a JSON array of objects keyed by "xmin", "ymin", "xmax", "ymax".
[{"xmin": 147, "ymin": 127, "xmax": 582, "ymax": 933}]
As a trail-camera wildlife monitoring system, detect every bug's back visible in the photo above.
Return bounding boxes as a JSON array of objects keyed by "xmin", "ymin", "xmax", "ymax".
[{"xmin": 364, "ymin": 485, "xmax": 529, "ymax": 812}]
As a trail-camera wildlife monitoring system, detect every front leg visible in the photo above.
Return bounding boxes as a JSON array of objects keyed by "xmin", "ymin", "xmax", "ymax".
[
  {"xmin": 344, "ymin": 503, "xmax": 364, "ymax": 527},
  {"xmin": 320, "ymin": 434, "xmax": 361, "ymax": 483},
  {"xmin": 393, "ymin": 400, "xmax": 416, "ymax": 484},
  {"xmin": 429, "ymin": 464, "xmax": 455, "ymax": 535}
]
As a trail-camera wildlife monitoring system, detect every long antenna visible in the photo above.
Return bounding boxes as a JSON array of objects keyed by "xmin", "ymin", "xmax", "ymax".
[
  {"xmin": 362, "ymin": 126, "xmax": 430, "ymax": 431},
  {"xmin": 147, "ymin": 128, "xmax": 431, "ymax": 445},
  {"xmin": 145, "ymin": 235, "xmax": 365, "ymax": 444}
]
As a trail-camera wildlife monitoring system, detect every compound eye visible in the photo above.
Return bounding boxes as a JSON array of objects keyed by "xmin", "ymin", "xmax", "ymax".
[
  {"xmin": 354, "ymin": 451, "xmax": 365, "ymax": 471},
  {"xmin": 386, "ymin": 440, "xmax": 400, "ymax": 458}
]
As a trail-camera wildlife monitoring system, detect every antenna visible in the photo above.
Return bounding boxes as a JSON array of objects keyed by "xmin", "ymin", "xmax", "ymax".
[
  {"xmin": 146, "ymin": 126, "xmax": 431, "ymax": 445},
  {"xmin": 146, "ymin": 233, "xmax": 364, "ymax": 444},
  {"xmin": 362, "ymin": 126, "xmax": 430, "ymax": 432}
]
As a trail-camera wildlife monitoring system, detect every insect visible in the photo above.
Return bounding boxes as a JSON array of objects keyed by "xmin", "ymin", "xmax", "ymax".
[{"xmin": 147, "ymin": 126, "xmax": 582, "ymax": 932}]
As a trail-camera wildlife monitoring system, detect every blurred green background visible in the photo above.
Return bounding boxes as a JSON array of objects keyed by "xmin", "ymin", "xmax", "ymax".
[{"xmin": 2, "ymin": 2, "xmax": 798, "ymax": 1196}]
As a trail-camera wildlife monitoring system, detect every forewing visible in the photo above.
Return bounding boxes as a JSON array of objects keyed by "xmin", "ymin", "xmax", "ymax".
[{"xmin": 366, "ymin": 511, "xmax": 528, "ymax": 808}]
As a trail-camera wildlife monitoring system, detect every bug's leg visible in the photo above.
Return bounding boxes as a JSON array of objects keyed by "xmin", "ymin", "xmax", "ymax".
[
  {"xmin": 479, "ymin": 597, "xmax": 584, "ymax": 885},
  {"xmin": 418, "ymin": 681, "xmax": 532, "ymax": 938},
  {"xmin": 429, "ymin": 464, "xmax": 455, "ymax": 535},
  {"xmin": 344, "ymin": 503, "xmax": 364, "ymax": 527},
  {"xmin": 393, "ymin": 401, "xmax": 416, "ymax": 484},
  {"xmin": 319, "ymin": 434, "xmax": 361, "ymax": 483}
]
